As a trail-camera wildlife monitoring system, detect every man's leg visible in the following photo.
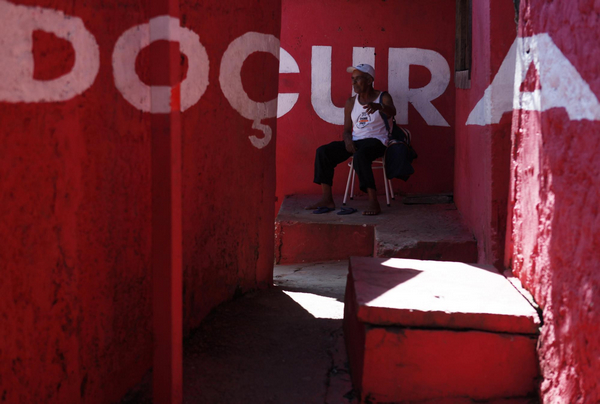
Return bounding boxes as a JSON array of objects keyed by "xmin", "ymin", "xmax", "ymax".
[
  {"xmin": 353, "ymin": 138, "xmax": 386, "ymax": 215},
  {"xmin": 306, "ymin": 141, "xmax": 352, "ymax": 209}
]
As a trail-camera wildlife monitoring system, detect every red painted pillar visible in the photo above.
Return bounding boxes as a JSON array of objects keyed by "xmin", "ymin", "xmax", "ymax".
[{"xmin": 150, "ymin": 0, "xmax": 182, "ymax": 402}]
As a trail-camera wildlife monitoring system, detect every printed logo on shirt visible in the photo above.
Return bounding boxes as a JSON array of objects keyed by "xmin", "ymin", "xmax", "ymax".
[{"xmin": 356, "ymin": 111, "xmax": 371, "ymax": 129}]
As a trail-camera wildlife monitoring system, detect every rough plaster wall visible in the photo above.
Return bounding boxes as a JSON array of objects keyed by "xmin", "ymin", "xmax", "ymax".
[
  {"xmin": 180, "ymin": 0, "xmax": 280, "ymax": 332},
  {"xmin": 488, "ymin": 2, "xmax": 517, "ymax": 268},
  {"xmin": 454, "ymin": 0, "xmax": 492, "ymax": 264},
  {"xmin": 454, "ymin": 0, "xmax": 515, "ymax": 266},
  {"xmin": 0, "ymin": 1, "xmax": 152, "ymax": 402},
  {"xmin": 509, "ymin": 1, "xmax": 600, "ymax": 402},
  {"xmin": 0, "ymin": 0, "xmax": 280, "ymax": 402}
]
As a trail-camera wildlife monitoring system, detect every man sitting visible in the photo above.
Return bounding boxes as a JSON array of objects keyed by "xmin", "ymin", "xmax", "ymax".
[{"xmin": 307, "ymin": 64, "xmax": 396, "ymax": 216}]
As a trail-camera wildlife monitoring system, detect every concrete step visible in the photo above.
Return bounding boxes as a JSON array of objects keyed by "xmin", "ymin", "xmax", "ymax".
[
  {"xmin": 275, "ymin": 195, "xmax": 477, "ymax": 265},
  {"xmin": 343, "ymin": 257, "xmax": 541, "ymax": 403}
]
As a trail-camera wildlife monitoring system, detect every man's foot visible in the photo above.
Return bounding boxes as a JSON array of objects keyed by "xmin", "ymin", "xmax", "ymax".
[
  {"xmin": 362, "ymin": 200, "xmax": 381, "ymax": 216},
  {"xmin": 305, "ymin": 199, "xmax": 335, "ymax": 210}
]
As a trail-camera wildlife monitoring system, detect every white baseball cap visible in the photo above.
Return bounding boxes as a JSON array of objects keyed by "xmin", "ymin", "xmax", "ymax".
[{"xmin": 347, "ymin": 64, "xmax": 375, "ymax": 80}]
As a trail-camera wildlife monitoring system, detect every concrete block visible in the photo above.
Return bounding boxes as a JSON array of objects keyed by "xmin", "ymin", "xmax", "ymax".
[
  {"xmin": 344, "ymin": 257, "xmax": 541, "ymax": 403},
  {"xmin": 275, "ymin": 221, "xmax": 374, "ymax": 264},
  {"xmin": 360, "ymin": 327, "xmax": 538, "ymax": 402},
  {"xmin": 350, "ymin": 257, "xmax": 540, "ymax": 334}
]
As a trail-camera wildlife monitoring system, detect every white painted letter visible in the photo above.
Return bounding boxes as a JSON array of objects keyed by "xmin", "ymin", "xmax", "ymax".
[
  {"xmin": 467, "ymin": 34, "xmax": 600, "ymax": 126},
  {"xmin": 220, "ymin": 32, "xmax": 280, "ymax": 149},
  {"xmin": 516, "ymin": 33, "xmax": 600, "ymax": 121},
  {"xmin": 277, "ymin": 47, "xmax": 299, "ymax": 118},
  {"xmin": 0, "ymin": 0, "xmax": 99, "ymax": 102},
  {"xmin": 113, "ymin": 15, "xmax": 209, "ymax": 114},
  {"xmin": 311, "ymin": 46, "xmax": 344, "ymax": 125},
  {"xmin": 466, "ymin": 40, "xmax": 517, "ymax": 126},
  {"xmin": 389, "ymin": 48, "xmax": 450, "ymax": 126},
  {"xmin": 311, "ymin": 46, "xmax": 376, "ymax": 125}
]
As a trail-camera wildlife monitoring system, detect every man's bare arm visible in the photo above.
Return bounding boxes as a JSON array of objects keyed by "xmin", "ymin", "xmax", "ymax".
[
  {"xmin": 343, "ymin": 96, "xmax": 356, "ymax": 154},
  {"xmin": 363, "ymin": 91, "xmax": 397, "ymax": 118},
  {"xmin": 380, "ymin": 92, "xmax": 397, "ymax": 117}
]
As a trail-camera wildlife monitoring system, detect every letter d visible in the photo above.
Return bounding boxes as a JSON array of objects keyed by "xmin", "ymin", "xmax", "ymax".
[{"xmin": 0, "ymin": 0, "xmax": 99, "ymax": 103}]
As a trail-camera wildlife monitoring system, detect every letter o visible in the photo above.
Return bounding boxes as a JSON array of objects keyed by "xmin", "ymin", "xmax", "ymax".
[{"xmin": 112, "ymin": 15, "xmax": 209, "ymax": 113}]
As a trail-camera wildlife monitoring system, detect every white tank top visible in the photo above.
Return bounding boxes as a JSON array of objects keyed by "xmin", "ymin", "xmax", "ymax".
[{"xmin": 351, "ymin": 92, "xmax": 390, "ymax": 146}]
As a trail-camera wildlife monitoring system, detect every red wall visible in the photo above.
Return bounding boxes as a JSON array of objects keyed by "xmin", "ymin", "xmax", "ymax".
[
  {"xmin": 179, "ymin": 0, "xmax": 280, "ymax": 334},
  {"xmin": 507, "ymin": 1, "xmax": 600, "ymax": 402},
  {"xmin": 0, "ymin": 1, "xmax": 153, "ymax": 402},
  {"xmin": 276, "ymin": 0, "xmax": 456, "ymax": 212},
  {"xmin": 454, "ymin": 0, "xmax": 516, "ymax": 266},
  {"xmin": 0, "ymin": 0, "xmax": 279, "ymax": 402}
]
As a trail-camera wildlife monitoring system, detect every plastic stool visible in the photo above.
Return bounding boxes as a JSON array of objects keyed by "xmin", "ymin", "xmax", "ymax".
[{"xmin": 342, "ymin": 157, "xmax": 394, "ymax": 206}]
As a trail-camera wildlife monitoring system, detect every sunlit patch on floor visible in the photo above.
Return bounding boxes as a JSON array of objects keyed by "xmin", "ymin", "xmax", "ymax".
[{"xmin": 282, "ymin": 290, "xmax": 344, "ymax": 319}]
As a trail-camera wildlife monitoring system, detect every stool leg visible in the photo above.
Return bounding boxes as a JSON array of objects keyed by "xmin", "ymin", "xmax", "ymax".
[
  {"xmin": 343, "ymin": 158, "xmax": 353, "ymax": 206},
  {"xmin": 382, "ymin": 157, "xmax": 391, "ymax": 206},
  {"xmin": 350, "ymin": 164, "xmax": 356, "ymax": 200},
  {"xmin": 388, "ymin": 179, "xmax": 395, "ymax": 199}
]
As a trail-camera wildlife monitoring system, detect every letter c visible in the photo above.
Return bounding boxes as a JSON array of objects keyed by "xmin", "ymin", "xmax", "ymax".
[{"xmin": 219, "ymin": 32, "xmax": 280, "ymax": 149}]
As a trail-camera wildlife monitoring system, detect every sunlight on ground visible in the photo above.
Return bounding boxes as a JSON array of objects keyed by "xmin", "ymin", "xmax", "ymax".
[{"xmin": 282, "ymin": 291, "xmax": 344, "ymax": 319}]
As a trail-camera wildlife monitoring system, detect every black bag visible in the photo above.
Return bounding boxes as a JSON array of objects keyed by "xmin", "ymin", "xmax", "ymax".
[
  {"xmin": 379, "ymin": 104, "xmax": 417, "ymax": 181},
  {"xmin": 384, "ymin": 141, "xmax": 415, "ymax": 181}
]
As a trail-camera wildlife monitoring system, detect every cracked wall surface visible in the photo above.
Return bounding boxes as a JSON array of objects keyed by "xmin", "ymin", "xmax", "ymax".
[
  {"xmin": 179, "ymin": 0, "xmax": 280, "ymax": 336},
  {"xmin": 508, "ymin": 1, "xmax": 600, "ymax": 402},
  {"xmin": 0, "ymin": 1, "xmax": 153, "ymax": 401}
]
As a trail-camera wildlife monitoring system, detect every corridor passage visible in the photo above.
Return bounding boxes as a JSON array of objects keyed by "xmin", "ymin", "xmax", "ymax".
[{"xmin": 121, "ymin": 262, "xmax": 356, "ymax": 404}]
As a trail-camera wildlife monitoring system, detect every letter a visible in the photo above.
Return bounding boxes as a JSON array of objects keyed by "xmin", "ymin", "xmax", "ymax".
[{"xmin": 467, "ymin": 33, "xmax": 600, "ymax": 126}]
